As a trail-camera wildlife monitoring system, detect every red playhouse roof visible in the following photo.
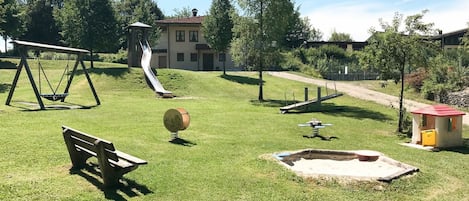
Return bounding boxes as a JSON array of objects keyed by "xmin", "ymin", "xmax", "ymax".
[{"xmin": 411, "ymin": 104, "xmax": 466, "ymax": 117}]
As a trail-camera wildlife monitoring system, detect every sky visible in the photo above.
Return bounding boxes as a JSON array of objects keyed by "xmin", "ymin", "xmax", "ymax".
[
  {"xmin": 156, "ymin": 0, "xmax": 469, "ymax": 41},
  {"xmin": 2, "ymin": 0, "xmax": 469, "ymax": 52}
]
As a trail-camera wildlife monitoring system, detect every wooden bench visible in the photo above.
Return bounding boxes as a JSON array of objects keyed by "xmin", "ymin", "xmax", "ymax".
[{"xmin": 62, "ymin": 126, "xmax": 147, "ymax": 187}]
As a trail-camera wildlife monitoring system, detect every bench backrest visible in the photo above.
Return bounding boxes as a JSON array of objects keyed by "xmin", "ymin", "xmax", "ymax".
[{"xmin": 62, "ymin": 126, "xmax": 119, "ymax": 162}]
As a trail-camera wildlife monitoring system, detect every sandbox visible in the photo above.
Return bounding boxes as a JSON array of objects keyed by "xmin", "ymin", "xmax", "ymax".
[{"xmin": 273, "ymin": 149, "xmax": 418, "ymax": 182}]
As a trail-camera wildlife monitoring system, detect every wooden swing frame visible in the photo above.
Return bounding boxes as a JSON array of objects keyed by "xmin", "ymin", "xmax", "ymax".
[{"xmin": 5, "ymin": 40, "xmax": 100, "ymax": 110}]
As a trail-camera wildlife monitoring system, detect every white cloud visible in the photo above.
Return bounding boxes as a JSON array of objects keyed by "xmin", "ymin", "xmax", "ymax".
[{"xmin": 302, "ymin": 0, "xmax": 469, "ymax": 41}]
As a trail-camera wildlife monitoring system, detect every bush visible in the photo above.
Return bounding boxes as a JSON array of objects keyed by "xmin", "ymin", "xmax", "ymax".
[{"xmin": 405, "ymin": 68, "xmax": 427, "ymax": 92}]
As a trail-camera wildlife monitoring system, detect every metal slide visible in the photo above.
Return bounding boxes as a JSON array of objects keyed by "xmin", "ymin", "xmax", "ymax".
[{"xmin": 140, "ymin": 40, "xmax": 172, "ymax": 97}]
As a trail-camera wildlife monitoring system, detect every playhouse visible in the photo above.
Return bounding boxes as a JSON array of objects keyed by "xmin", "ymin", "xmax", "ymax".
[{"xmin": 411, "ymin": 104, "xmax": 465, "ymax": 148}]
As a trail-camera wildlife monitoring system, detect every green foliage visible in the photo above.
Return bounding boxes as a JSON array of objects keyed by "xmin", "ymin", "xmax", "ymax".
[
  {"xmin": 359, "ymin": 10, "xmax": 438, "ymax": 133},
  {"xmin": 170, "ymin": 6, "xmax": 193, "ymax": 18},
  {"xmin": 202, "ymin": 0, "xmax": 234, "ymax": 74},
  {"xmin": 0, "ymin": 61, "xmax": 468, "ymax": 200},
  {"xmin": 421, "ymin": 55, "xmax": 467, "ymax": 101},
  {"xmin": 230, "ymin": 16, "xmax": 258, "ymax": 70},
  {"xmin": 0, "ymin": 0, "xmax": 23, "ymax": 41},
  {"xmin": 328, "ymin": 31, "xmax": 353, "ymax": 42},
  {"xmin": 113, "ymin": 0, "xmax": 164, "ymax": 48},
  {"xmin": 57, "ymin": 0, "xmax": 119, "ymax": 53},
  {"xmin": 20, "ymin": 0, "xmax": 61, "ymax": 45}
]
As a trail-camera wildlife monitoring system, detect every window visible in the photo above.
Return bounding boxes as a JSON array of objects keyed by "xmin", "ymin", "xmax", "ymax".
[
  {"xmin": 177, "ymin": 53, "xmax": 184, "ymax": 61},
  {"xmin": 421, "ymin": 115, "xmax": 427, "ymax": 127},
  {"xmin": 190, "ymin": 53, "xmax": 198, "ymax": 62},
  {"xmin": 189, "ymin": 31, "xmax": 198, "ymax": 42},
  {"xmin": 219, "ymin": 53, "xmax": 226, "ymax": 62},
  {"xmin": 448, "ymin": 117, "xmax": 457, "ymax": 132},
  {"xmin": 176, "ymin": 30, "xmax": 185, "ymax": 42}
]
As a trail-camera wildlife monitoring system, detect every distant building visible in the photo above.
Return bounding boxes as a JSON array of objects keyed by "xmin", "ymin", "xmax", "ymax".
[
  {"xmin": 152, "ymin": 9, "xmax": 238, "ymax": 71},
  {"xmin": 430, "ymin": 28, "xmax": 468, "ymax": 50},
  {"xmin": 305, "ymin": 41, "xmax": 368, "ymax": 52}
]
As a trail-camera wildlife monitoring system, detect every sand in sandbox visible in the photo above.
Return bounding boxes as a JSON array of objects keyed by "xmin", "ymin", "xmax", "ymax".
[
  {"xmin": 273, "ymin": 149, "xmax": 418, "ymax": 181},
  {"xmin": 290, "ymin": 158, "xmax": 406, "ymax": 179}
]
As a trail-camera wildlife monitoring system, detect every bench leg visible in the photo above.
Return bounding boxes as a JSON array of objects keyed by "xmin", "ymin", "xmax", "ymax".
[{"xmin": 63, "ymin": 133, "xmax": 90, "ymax": 169}]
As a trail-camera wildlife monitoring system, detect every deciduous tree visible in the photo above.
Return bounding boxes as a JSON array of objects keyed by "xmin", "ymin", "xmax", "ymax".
[
  {"xmin": 360, "ymin": 10, "xmax": 438, "ymax": 133},
  {"xmin": 0, "ymin": 0, "xmax": 23, "ymax": 53},
  {"xmin": 113, "ymin": 0, "xmax": 164, "ymax": 49},
  {"xmin": 21, "ymin": 0, "xmax": 61, "ymax": 45},
  {"xmin": 202, "ymin": 0, "xmax": 234, "ymax": 75},
  {"xmin": 58, "ymin": 0, "xmax": 119, "ymax": 67}
]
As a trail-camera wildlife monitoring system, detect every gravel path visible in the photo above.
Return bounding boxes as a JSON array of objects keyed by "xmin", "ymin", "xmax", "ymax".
[{"xmin": 267, "ymin": 71, "xmax": 469, "ymax": 126}]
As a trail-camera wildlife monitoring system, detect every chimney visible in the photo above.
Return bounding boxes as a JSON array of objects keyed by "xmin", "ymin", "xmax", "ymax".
[{"xmin": 192, "ymin": 8, "xmax": 198, "ymax": 17}]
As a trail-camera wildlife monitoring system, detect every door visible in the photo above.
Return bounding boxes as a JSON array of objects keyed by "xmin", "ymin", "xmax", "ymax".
[
  {"xmin": 158, "ymin": 56, "xmax": 167, "ymax": 68},
  {"xmin": 202, "ymin": 53, "xmax": 214, "ymax": 71}
]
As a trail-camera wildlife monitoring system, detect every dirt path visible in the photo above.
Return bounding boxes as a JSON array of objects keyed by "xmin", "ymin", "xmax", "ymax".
[{"xmin": 268, "ymin": 71, "xmax": 469, "ymax": 126}]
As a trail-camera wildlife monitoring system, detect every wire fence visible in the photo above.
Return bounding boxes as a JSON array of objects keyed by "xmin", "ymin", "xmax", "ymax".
[{"xmin": 323, "ymin": 72, "xmax": 380, "ymax": 81}]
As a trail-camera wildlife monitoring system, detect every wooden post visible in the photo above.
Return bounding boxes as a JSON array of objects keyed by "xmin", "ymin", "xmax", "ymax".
[
  {"xmin": 80, "ymin": 57, "xmax": 101, "ymax": 105},
  {"xmin": 304, "ymin": 87, "xmax": 308, "ymax": 101},
  {"xmin": 317, "ymin": 87, "xmax": 321, "ymax": 107}
]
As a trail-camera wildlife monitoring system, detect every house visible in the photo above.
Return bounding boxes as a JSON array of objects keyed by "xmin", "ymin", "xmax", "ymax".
[
  {"xmin": 410, "ymin": 104, "xmax": 465, "ymax": 148},
  {"xmin": 431, "ymin": 28, "xmax": 468, "ymax": 50},
  {"xmin": 152, "ymin": 9, "xmax": 238, "ymax": 71},
  {"xmin": 305, "ymin": 41, "xmax": 368, "ymax": 52}
]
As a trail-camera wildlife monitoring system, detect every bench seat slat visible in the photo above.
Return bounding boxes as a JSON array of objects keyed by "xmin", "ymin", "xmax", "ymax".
[{"xmin": 115, "ymin": 150, "xmax": 148, "ymax": 165}]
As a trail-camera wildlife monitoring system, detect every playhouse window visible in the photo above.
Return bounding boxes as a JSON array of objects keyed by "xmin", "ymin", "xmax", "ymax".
[
  {"xmin": 421, "ymin": 115, "xmax": 427, "ymax": 127},
  {"xmin": 448, "ymin": 117, "xmax": 457, "ymax": 132}
]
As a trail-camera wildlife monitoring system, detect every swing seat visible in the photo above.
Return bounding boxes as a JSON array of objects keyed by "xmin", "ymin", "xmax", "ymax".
[{"xmin": 40, "ymin": 93, "xmax": 69, "ymax": 101}]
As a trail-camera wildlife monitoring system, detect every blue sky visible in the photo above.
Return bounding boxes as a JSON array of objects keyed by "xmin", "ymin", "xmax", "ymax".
[
  {"xmin": 156, "ymin": 0, "xmax": 469, "ymax": 41},
  {"xmin": 2, "ymin": 0, "xmax": 468, "ymax": 52}
]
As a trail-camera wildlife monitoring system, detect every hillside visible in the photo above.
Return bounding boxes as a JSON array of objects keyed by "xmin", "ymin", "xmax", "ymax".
[{"xmin": 0, "ymin": 61, "xmax": 468, "ymax": 200}]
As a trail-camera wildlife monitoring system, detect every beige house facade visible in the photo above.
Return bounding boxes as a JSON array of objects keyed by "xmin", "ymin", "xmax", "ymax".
[{"xmin": 152, "ymin": 12, "xmax": 239, "ymax": 71}]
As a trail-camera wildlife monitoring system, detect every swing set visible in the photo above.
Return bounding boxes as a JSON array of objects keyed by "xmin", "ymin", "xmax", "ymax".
[{"xmin": 5, "ymin": 40, "xmax": 100, "ymax": 110}]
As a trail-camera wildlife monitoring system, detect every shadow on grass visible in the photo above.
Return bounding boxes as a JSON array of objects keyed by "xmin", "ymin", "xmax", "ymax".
[
  {"xmin": 439, "ymin": 139, "xmax": 469, "ymax": 154},
  {"xmin": 220, "ymin": 74, "xmax": 263, "ymax": 85},
  {"xmin": 0, "ymin": 83, "xmax": 11, "ymax": 93},
  {"xmin": 253, "ymin": 100, "xmax": 392, "ymax": 121},
  {"xmin": 0, "ymin": 60, "xmax": 18, "ymax": 69},
  {"xmin": 76, "ymin": 67, "xmax": 130, "ymax": 78},
  {"xmin": 169, "ymin": 137, "xmax": 197, "ymax": 147},
  {"xmin": 70, "ymin": 163, "xmax": 153, "ymax": 201},
  {"xmin": 9, "ymin": 101, "xmax": 96, "ymax": 111}
]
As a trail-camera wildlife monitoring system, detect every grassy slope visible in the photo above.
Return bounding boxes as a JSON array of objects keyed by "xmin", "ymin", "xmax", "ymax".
[{"xmin": 0, "ymin": 59, "xmax": 468, "ymax": 200}]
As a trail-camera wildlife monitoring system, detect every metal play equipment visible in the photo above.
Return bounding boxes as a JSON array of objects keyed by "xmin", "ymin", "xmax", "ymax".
[
  {"xmin": 128, "ymin": 22, "xmax": 172, "ymax": 97},
  {"xmin": 298, "ymin": 118, "xmax": 336, "ymax": 140},
  {"xmin": 280, "ymin": 84, "xmax": 343, "ymax": 114},
  {"xmin": 6, "ymin": 40, "xmax": 100, "ymax": 110},
  {"xmin": 163, "ymin": 108, "xmax": 190, "ymax": 140}
]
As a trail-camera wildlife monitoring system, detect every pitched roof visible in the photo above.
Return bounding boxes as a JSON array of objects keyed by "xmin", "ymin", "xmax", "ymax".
[
  {"xmin": 129, "ymin": 22, "xmax": 151, "ymax": 28},
  {"xmin": 411, "ymin": 104, "xmax": 466, "ymax": 116},
  {"xmin": 156, "ymin": 16, "xmax": 205, "ymax": 25}
]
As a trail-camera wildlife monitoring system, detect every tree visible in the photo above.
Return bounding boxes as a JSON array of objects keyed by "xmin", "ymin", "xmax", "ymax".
[
  {"xmin": 236, "ymin": 0, "xmax": 297, "ymax": 101},
  {"xmin": 0, "ymin": 0, "xmax": 23, "ymax": 53},
  {"xmin": 21, "ymin": 0, "xmax": 61, "ymax": 45},
  {"xmin": 58, "ymin": 0, "xmax": 119, "ymax": 67},
  {"xmin": 171, "ymin": 6, "xmax": 193, "ymax": 18},
  {"xmin": 329, "ymin": 30, "xmax": 353, "ymax": 42},
  {"xmin": 231, "ymin": 15, "xmax": 257, "ymax": 69},
  {"xmin": 359, "ymin": 10, "xmax": 438, "ymax": 133},
  {"xmin": 202, "ymin": 0, "xmax": 234, "ymax": 75},
  {"xmin": 114, "ymin": 0, "xmax": 164, "ymax": 49}
]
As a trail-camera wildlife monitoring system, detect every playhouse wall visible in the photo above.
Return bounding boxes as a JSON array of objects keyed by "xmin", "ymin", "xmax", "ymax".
[
  {"xmin": 435, "ymin": 116, "xmax": 463, "ymax": 147},
  {"xmin": 411, "ymin": 114, "xmax": 421, "ymax": 144}
]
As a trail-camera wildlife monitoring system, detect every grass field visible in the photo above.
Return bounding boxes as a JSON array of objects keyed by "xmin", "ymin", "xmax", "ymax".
[{"xmin": 0, "ymin": 58, "xmax": 468, "ymax": 200}]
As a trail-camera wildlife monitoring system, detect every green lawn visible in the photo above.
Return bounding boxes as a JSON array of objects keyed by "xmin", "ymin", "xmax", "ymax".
[{"xmin": 0, "ymin": 59, "xmax": 468, "ymax": 200}]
